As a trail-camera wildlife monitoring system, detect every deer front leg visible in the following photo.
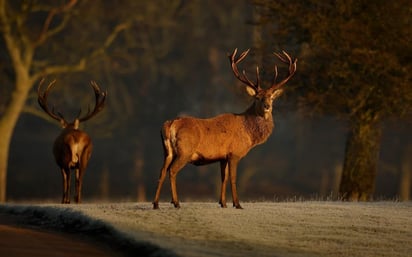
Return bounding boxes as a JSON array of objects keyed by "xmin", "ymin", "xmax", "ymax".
[
  {"xmin": 61, "ymin": 168, "xmax": 71, "ymax": 204},
  {"xmin": 228, "ymin": 157, "xmax": 242, "ymax": 209},
  {"xmin": 169, "ymin": 173, "xmax": 180, "ymax": 208},
  {"xmin": 219, "ymin": 160, "xmax": 229, "ymax": 208}
]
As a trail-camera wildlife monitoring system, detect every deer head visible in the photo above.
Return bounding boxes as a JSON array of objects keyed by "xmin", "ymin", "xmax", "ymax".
[{"xmin": 228, "ymin": 48, "xmax": 297, "ymax": 120}]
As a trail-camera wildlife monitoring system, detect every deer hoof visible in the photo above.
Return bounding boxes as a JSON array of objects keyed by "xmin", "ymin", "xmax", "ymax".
[
  {"xmin": 219, "ymin": 201, "xmax": 227, "ymax": 208},
  {"xmin": 171, "ymin": 201, "xmax": 180, "ymax": 208},
  {"xmin": 233, "ymin": 203, "xmax": 243, "ymax": 209},
  {"xmin": 153, "ymin": 202, "xmax": 160, "ymax": 209}
]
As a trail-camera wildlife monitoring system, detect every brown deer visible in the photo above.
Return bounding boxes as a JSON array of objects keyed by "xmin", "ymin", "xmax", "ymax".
[
  {"xmin": 37, "ymin": 79, "xmax": 106, "ymax": 203},
  {"xmin": 153, "ymin": 48, "xmax": 297, "ymax": 209}
]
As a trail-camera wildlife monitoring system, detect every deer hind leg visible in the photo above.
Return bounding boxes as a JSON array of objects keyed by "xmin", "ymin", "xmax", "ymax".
[
  {"xmin": 61, "ymin": 168, "xmax": 71, "ymax": 204},
  {"xmin": 168, "ymin": 156, "xmax": 188, "ymax": 208},
  {"xmin": 153, "ymin": 136, "xmax": 174, "ymax": 209},
  {"xmin": 74, "ymin": 167, "xmax": 85, "ymax": 203},
  {"xmin": 75, "ymin": 146, "xmax": 92, "ymax": 204},
  {"xmin": 153, "ymin": 154, "xmax": 172, "ymax": 209},
  {"xmin": 228, "ymin": 157, "xmax": 243, "ymax": 209},
  {"xmin": 219, "ymin": 160, "xmax": 229, "ymax": 208}
]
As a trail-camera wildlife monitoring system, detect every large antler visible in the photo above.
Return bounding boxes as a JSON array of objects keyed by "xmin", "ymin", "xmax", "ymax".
[
  {"xmin": 77, "ymin": 81, "xmax": 107, "ymax": 122},
  {"xmin": 270, "ymin": 50, "xmax": 297, "ymax": 91},
  {"xmin": 228, "ymin": 48, "xmax": 261, "ymax": 92},
  {"xmin": 37, "ymin": 78, "xmax": 66, "ymax": 123}
]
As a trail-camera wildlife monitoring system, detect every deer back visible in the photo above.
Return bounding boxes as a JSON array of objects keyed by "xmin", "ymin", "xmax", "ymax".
[{"xmin": 164, "ymin": 110, "xmax": 273, "ymax": 164}]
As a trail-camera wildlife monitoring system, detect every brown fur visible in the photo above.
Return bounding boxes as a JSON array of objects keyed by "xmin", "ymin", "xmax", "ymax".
[
  {"xmin": 153, "ymin": 96, "xmax": 278, "ymax": 209},
  {"xmin": 54, "ymin": 124, "xmax": 92, "ymax": 204},
  {"xmin": 153, "ymin": 49, "xmax": 296, "ymax": 209},
  {"xmin": 37, "ymin": 80, "xmax": 106, "ymax": 204}
]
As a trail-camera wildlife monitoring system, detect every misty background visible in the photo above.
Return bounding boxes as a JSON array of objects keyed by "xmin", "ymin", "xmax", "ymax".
[{"xmin": 1, "ymin": 0, "xmax": 411, "ymax": 202}]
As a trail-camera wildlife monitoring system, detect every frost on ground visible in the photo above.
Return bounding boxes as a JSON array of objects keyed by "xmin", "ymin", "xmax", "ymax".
[{"xmin": 0, "ymin": 202, "xmax": 411, "ymax": 257}]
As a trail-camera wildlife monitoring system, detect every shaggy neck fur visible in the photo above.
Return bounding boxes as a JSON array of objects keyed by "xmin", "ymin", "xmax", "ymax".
[{"xmin": 242, "ymin": 104, "xmax": 274, "ymax": 146}]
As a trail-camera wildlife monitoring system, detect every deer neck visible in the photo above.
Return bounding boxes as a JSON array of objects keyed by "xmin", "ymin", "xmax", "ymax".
[{"xmin": 242, "ymin": 104, "xmax": 274, "ymax": 146}]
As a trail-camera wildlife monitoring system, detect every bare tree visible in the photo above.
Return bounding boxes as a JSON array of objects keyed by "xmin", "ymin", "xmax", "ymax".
[{"xmin": 0, "ymin": 0, "xmax": 130, "ymax": 202}]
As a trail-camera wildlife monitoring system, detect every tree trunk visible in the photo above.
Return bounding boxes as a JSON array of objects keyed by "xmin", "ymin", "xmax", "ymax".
[
  {"xmin": 133, "ymin": 152, "xmax": 146, "ymax": 202},
  {"xmin": 0, "ymin": 83, "xmax": 30, "ymax": 202},
  {"xmin": 332, "ymin": 162, "xmax": 342, "ymax": 200},
  {"xmin": 0, "ymin": 130, "xmax": 11, "ymax": 203},
  {"xmin": 399, "ymin": 143, "xmax": 411, "ymax": 201},
  {"xmin": 339, "ymin": 120, "xmax": 382, "ymax": 201},
  {"xmin": 0, "ymin": 0, "xmax": 34, "ymax": 202}
]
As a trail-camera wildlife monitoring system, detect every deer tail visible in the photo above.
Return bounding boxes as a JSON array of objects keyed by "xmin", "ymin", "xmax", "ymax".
[
  {"xmin": 71, "ymin": 143, "xmax": 79, "ymax": 164},
  {"xmin": 161, "ymin": 120, "xmax": 174, "ymax": 157}
]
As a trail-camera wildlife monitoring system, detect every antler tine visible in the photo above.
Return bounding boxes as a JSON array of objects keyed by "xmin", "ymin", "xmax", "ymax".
[
  {"xmin": 37, "ymin": 78, "xmax": 65, "ymax": 122},
  {"xmin": 37, "ymin": 77, "xmax": 45, "ymax": 95},
  {"xmin": 78, "ymin": 81, "xmax": 107, "ymax": 122},
  {"xmin": 235, "ymin": 48, "xmax": 250, "ymax": 64},
  {"xmin": 280, "ymin": 51, "xmax": 298, "ymax": 75},
  {"xmin": 274, "ymin": 51, "xmax": 289, "ymax": 63},
  {"xmin": 255, "ymin": 66, "xmax": 260, "ymax": 87},
  {"xmin": 228, "ymin": 48, "xmax": 261, "ymax": 90},
  {"xmin": 272, "ymin": 65, "xmax": 279, "ymax": 85},
  {"xmin": 37, "ymin": 78, "xmax": 55, "ymax": 100},
  {"xmin": 270, "ymin": 50, "xmax": 297, "ymax": 90}
]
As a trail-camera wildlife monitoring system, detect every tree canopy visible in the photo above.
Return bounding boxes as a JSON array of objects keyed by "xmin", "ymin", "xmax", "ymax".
[
  {"xmin": 254, "ymin": 0, "xmax": 412, "ymax": 200},
  {"xmin": 255, "ymin": 0, "xmax": 412, "ymax": 121}
]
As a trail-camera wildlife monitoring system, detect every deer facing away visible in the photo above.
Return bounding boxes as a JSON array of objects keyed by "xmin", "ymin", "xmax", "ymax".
[
  {"xmin": 153, "ymin": 48, "xmax": 297, "ymax": 209},
  {"xmin": 37, "ymin": 79, "xmax": 106, "ymax": 203}
]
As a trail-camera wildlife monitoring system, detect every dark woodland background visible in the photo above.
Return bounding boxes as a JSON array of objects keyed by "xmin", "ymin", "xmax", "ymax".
[{"xmin": 1, "ymin": 0, "xmax": 411, "ymax": 203}]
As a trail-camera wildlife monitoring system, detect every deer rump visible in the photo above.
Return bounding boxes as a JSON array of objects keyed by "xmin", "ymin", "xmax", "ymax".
[
  {"xmin": 162, "ymin": 113, "xmax": 273, "ymax": 167},
  {"xmin": 53, "ymin": 129, "xmax": 92, "ymax": 170}
]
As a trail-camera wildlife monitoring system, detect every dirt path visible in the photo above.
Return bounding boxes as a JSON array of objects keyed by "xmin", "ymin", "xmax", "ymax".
[{"xmin": 0, "ymin": 214, "xmax": 121, "ymax": 257}]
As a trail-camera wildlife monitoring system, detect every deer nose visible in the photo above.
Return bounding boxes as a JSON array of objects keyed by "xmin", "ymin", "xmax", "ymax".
[{"xmin": 263, "ymin": 103, "xmax": 271, "ymax": 110}]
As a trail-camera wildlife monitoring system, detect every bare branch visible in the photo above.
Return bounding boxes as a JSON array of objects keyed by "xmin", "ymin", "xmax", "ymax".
[
  {"xmin": 31, "ymin": 20, "xmax": 132, "ymax": 81},
  {"xmin": 22, "ymin": 105, "xmax": 60, "ymax": 126},
  {"xmin": 89, "ymin": 21, "xmax": 133, "ymax": 59},
  {"xmin": 34, "ymin": 0, "xmax": 78, "ymax": 47},
  {"xmin": 31, "ymin": 58, "xmax": 86, "ymax": 83}
]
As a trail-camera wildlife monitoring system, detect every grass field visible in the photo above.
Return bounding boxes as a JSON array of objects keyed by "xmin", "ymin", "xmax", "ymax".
[{"xmin": 1, "ymin": 201, "xmax": 411, "ymax": 257}]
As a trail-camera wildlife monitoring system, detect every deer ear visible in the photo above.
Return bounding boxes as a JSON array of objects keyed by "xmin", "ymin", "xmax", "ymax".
[
  {"xmin": 73, "ymin": 119, "xmax": 80, "ymax": 129},
  {"xmin": 60, "ymin": 119, "xmax": 67, "ymax": 128},
  {"xmin": 271, "ymin": 89, "xmax": 284, "ymax": 100},
  {"xmin": 245, "ymin": 86, "xmax": 257, "ymax": 96}
]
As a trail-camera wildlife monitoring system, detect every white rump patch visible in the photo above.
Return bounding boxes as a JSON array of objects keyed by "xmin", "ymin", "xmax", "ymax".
[
  {"xmin": 71, "ymin": 143, "xmax": 79, "ymax": 163},
  {"xmin": 170, "ymin": 124, "xmax": 178, "ymax": 152}
]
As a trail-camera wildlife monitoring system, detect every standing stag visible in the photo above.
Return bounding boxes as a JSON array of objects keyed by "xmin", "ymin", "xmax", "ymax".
[
  {"xmin": 153, "ymin": 48, "xmax": 297, "ymax": 209},
  {"xmin": 37, "ymin": 79, "xmax": 106, "ymax": 203}
]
